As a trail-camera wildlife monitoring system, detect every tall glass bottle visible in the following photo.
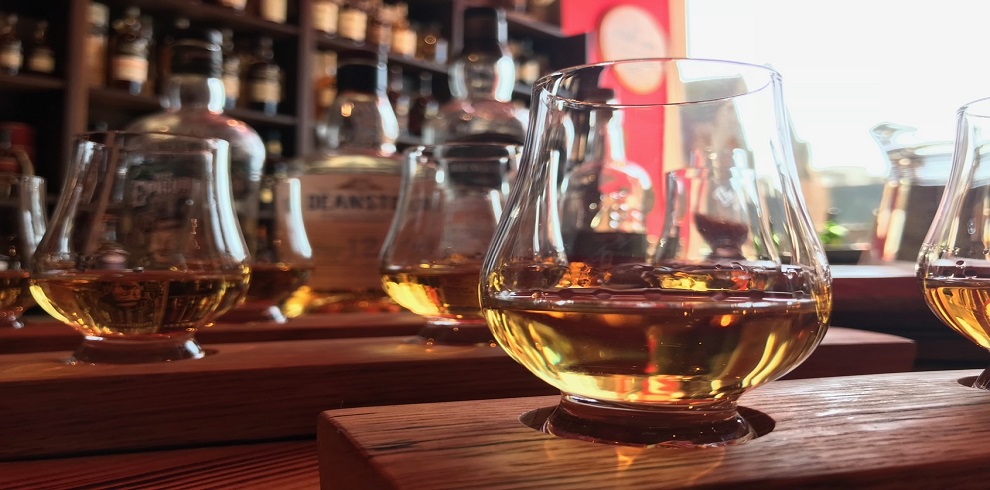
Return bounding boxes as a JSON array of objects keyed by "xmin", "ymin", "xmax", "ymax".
[
  {"xmin": 109, "ymin": 7, "xmax": 149, "ymax": 95},
  {"xmin": 0, "ymin": 14, "xmax": 22, "ymax": 76},
  {"xmin": 246, "ymin": 36, "xmax": 282, "ymax": 116},
  {"xmin": 125, "ymin": 26, "xmax": 266, "ymax": 249},
  {"xmin": 408, "ymin": 71, "xmax": 439, "ymax": 137},
  {"xmin": 25, "ymin": 20, "xmax": 55, "ymax": 75},
  {"xmin": 426, "ymin": 7, "xmax": 526, "ymax": 144},
  {"xmin": 297, "ymin": 48, "xmax": 401, "ymax": 313}
]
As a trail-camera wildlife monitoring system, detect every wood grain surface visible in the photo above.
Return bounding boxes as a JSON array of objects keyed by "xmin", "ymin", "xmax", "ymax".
[
  {"xmin": 0, "ymin": 440, "xmax": 320, "ymax": 490},
  {"xmin": 0, "ymin": 312, "xmax": 427, "ymax": 354},
  {"xmin": 0, "ymin": 327, "xmax": 914, "ymax": 461},
  {"xmin": 318, "ymin": 369, "xmax": 989, "ymax": 490}
]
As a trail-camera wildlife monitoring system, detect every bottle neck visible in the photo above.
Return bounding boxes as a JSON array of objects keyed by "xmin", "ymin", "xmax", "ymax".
[
  {"xmin": 588, "ymin": 112, "xmax": 625, "ymax": 163},
  {"xmin": 162, "ymin": 74, "xmax": 226, "ymax": 113},
  {"xmin": 450, "ymin": 50, "xmax": 515, "ymax": 101}
]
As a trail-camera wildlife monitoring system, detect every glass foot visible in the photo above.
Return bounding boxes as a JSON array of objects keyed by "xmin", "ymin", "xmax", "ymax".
[
  {"xmin": 417, "ymin": 319, "xmax": 494, "ymax": 345},
  {"xmin": 68, "ymin": 334, "xmax": 206, "ymax": 364},
  {"xmin": 543, "ymin": 393, "xmax": 756, "ymax": 448},
  {"xmin": 973, "ymin": 368, "xmax": 990, "ymax": 389}
]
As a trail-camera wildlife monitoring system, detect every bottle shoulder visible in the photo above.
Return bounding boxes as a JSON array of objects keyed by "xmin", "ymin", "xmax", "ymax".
[{"xmin": 126, "ymin": 110, "xmax": 266, "ymax": 159}]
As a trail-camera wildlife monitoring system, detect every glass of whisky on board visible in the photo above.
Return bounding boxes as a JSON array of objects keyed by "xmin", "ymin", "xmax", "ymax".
[
  {"xmin": 381, "ymin": 143, "xmax": 519, "ymax": 344},
  {"xmin": 479, "ymin": 58, "xmax": 832, "ymax": 448},
  {"xmin": 919, "ymin": 96, "xmax": 990, "ymax": 389},
  {"xmin": 0, "ymin": 173, "xmax": 47, "ymax": 328},
  {"xmin": 30, "ymin": 132, "xmax": 251, "ymax": 364},
  {"xmin": 218, "ymin": 175, "xmax": 313, "ymax": 324}
]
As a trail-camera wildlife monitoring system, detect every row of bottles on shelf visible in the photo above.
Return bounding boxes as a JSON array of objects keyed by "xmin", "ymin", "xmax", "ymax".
[
  {"xmin": 86, "ymin": 3, "xmax": 285, "ymax": 115},
  {"xmin": 211, "ymin": 0, "xmax": 290, "ymax": 24},
  {"xmin": 0, "ymin": 12, "xmax": 56, "ymax": 76},
  {"xmin": 313, "ymin": 0, "xmax": 448, "ymax": 64}
]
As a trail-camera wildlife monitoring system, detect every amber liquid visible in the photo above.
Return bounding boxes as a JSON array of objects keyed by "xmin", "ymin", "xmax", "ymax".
[
  {"xmin": 31, "ymin": 270, "xmax": 249, "ymax": 337},
  {"xmin": 0, "ymin": 269, "xmax": 35, "ymax": 318},
  {"xmin": 483, "ymin": 264, "xmax": 828, "ymax": 404},
  {"xmin": 242, "ymin": 263, "xmax": 312, "ymax": 306},
  {"xmin": 921, "ymin": 264, "xmax": 990, "ymax": 350},
  {"xmin": 382, "ymin": 266, "xmax": 483, "ymax": 321}
]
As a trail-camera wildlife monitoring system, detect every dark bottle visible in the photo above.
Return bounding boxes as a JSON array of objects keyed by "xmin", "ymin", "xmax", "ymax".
[
  {"xmin": 408, "ymin": 71, "xmax": 439, "ymax": 137},
  {"xmin": 262, "ymin": 129, "xmax": 288, "ymax": 179},
  {"xmin": 387, "ymin": 65, "xmax": 410, "ymax": 136},
  {"xmin": 220, "ymin": 28, "xmax": 241, "ymax": 110},
  {"xmin": 25, "ymin": 20, "xmax": 55, "ymax": 75},
  {"xmin": 0, "ymin": 14, "xmax": 22, "ymax": 76},
  {"xmin": 246, "ymin": 36, "xmax": 282, "ymax": 116},
  {"xmin": 155, "ymin": 17, "xmax": 190, "ymax": 99},
  {"xmin": 109, "ymin": 7, "xmax": 150, "ymax": 95},
  {"xmin": 0, "ymin": 125, "xmax": 34, "ymax": 175}
]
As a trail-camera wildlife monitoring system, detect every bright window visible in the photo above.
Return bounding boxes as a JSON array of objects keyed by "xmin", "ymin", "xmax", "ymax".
[{"xmin": 686, "ymin": 0, "xmax": 990, "ymax": 179}]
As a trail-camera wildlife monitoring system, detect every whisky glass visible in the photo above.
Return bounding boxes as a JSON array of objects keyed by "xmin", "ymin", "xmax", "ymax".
[
  {"xmin": 481, "ymin": 59, "xmax": 831, "ymax": 447},
  {"xmin": 30, "ymin": 132, "xmax": 251, "ymax": 364},
  {"xmin": 0, "ymin": 174, "xmax": 47, "ymax": 328},
  {"xmin": 381, "ymin": 143, "xmax": 519, "ymax": 344},
  {"xmin": 918, "ymin": 96, "xmax": 990, "ymax": 389},
  {"xmin": 219, "ymin": 175, "xmax": 313, "ymax": 324}
]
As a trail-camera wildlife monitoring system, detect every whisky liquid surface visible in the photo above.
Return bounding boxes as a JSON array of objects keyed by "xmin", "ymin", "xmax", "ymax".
[
  {"xmin": 921, "ymin": 264, "xmax": 990, "ymax": 350},
  {"xmin": 242, "ymin": 263, "xmax": 312, "ymax": 307},
  {"xmin": 484, "ymin": 265, "xmax": 828, "ymax": 404},
  {"xmin": 32, "ymin": 270, "xmax": 248, "ymax": 337},
  {"xmin": 382, "ymin": 265, "xmax": 483, "ymax": 320}
]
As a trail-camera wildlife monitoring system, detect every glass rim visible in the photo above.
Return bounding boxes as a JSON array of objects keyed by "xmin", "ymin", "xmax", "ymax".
[
  {"xmin": 403, "ymin": 142, "xmax": 523, "ymax": 159},
  {"xmin": 0, "ymin": 173, "xmax": 46, "ymax": 185},
  {"xmin": 960, "ymin": 96, "xmax": 990, "ymax": 119},
  {"xmin": 74, "ymin": 130, "xmax": 230, "ymax": 150},
  {"xmin": 534, "ymin": 57, "xmax": 780, "ymax": 109}
]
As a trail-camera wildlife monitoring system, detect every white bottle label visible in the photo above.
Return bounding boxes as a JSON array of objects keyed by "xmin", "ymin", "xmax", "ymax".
[
  {"xmin": 337, "ymin": 9, "xmax": 367, "ymax": 42},
  {"xmin": 391, "ymin": 29, "xmax": 417, "ymax": 57},
  {"xmin": 28, "ymin": 52, "xmax": 55, "ymax": 73},
  {"xmin": 112, "ymin": 55, "xmax": 148, "ymax": 83},
  {"xmin": 261, "ymin": 0, "xmax": 287, "ymax": 23},
  {"xmin": 250, "ymin": 80, "xmax": 281, "ymax": 103},
  {"xmin": 300, "ymin": 172, "xmax": 401, "ymax": 291},
  {"xmin": 0, "ymin": 49, "xmax": 22, "ymax": 71},
  {"xmin": 313, "ymin": 2, "xmax": 339, "ymax": 33}
]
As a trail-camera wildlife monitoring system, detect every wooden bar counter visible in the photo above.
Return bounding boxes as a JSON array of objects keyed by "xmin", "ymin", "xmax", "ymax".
[
  {"xmin": 0, "ymin": 326, "xmax": 914, "ymax": 461},
  {"xmin": 317, "ymin": 369, "xmax": 988, "ymax": 489}
]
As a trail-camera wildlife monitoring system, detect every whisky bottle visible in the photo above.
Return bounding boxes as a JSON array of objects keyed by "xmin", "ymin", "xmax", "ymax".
[
  {"xmin": 86, "ymin": 3, "xmax": 109, "ymax": 87},
  {"xmin": 0, "ymin": 14, "xmax": 22, "ymax": 76},
  {"xmin": 366, "ymin": 1, "xmax": 393, "ymax": 47},
  {"xmin": 313, "ymin": 51, "xmax": 337, "ymax": 121},
  {"xmin": 337, "ymin": 0, "xmax": 369, "ymax": 42},
  {"xmin": 246, "ymin": 36, "xmax": 281, "ymax": 116},
  {"xmin": 220, "ymin": 28, "xmax": 241, "ymax": 110},
  {"xmin": 25, "ymin": 20, "xmax": 55, "ymax": 75},
  {"xmin": 387, "ymin": 65, "xmax": 410, "ymax": 136},
  {"xmin": 313, "ymin": 0, "xmax": 340, "ymax": 35},
  {"xmin": 426, "ymin": 7, "xmax": 526, "ymax": 144},
  {"xmin": 297, "ymin": 48, "xmax": 401, "ymax": 313},
  {"xmin": 408, "ymin": 71, "xmax": 439, "ymax": 137},
  {"xmin": 125, "ymin": 26, "xmax": 266, "ymax": 250},
  {"xmin": 389, "ymin": 2, "xmax": 417, "ymax": 57},
  {"xmin": 109, "ymin": 7, "xmax": 149, "ymax": 95}
]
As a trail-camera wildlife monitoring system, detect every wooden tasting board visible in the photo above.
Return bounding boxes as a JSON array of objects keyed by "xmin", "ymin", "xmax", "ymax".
[
  {"xmin": 0, "ymin": 326, "xmax": 914, "ymax": 461},
  {"xmin": 317, "ymin": 369, "xmax": 988, "ymax": 490}
]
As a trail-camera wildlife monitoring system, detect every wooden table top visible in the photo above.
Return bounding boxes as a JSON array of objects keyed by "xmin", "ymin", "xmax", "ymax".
[{"xmin": 317, "ymin": 369, "xmax": 990, "ymax": 489}]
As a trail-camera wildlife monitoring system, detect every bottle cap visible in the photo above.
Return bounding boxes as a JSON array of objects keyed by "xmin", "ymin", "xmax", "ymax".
[
  {"xmin": 337, "ymin": 48, "xmax": 388, "ymax": 94},
  {"xmin": 463, "ymin": 7, "xmax": 507, "ymax": 47}
]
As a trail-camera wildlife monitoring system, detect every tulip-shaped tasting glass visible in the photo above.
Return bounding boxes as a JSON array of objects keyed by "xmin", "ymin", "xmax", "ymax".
[
  {"xmin": 381, "ymin": 143, "xmax": 519, "ymax": 344},
  {"xmin": 219, "ymin": 175, "xmax": 313, "ymax": 324},
  {"xmin": 0, "ymin": 173, "xmax": 47, "ymax": 328},
  {"xmin": 918, "ymin": 96, "xmax": 990, "ymax": 389},
  {"xmin": 480, "ymin": 59, "xmax": 832, "ymax": 447},
  {"xmin": 30, "ymin": 132, "xmax": 251, "ymax": 364}
]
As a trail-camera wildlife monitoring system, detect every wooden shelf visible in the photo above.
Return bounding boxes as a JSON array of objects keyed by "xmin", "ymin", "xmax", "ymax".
[
  {"xmin": 506, "ymin": 10, "xmax": 565, "ymax": 39},
  {"xmin": 99, "ymin": 0, "xmax": 299, "ymax": 38},
  {"xmin": 0, "ymin": 72, "xmax": 64, "ymax": 92},
  {"xmin": 226, "ymin": 107, "xmax": 298, "ymax": 127}
]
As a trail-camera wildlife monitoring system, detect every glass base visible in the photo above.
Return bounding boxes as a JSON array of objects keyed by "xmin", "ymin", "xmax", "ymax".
[
  {"xmin": 68, "ymin": 334, "xmax": 206, "ymax": 364},
  {"xmin": 0, "ymin": 313, "xmax": 25, "ymax": 329},
  {"xmin": 974, "ymin": 369, "xmax": 990, "ymax": 389},
  {"xmin": 543, "ymin": 393, "xmax": 756, "ymax": 448},
  {"xmin": 218, "ymin": 305, "xmax": 288, "ymax": 324},
  {"xmin": 417, "ymin": 319, "xmax": 494, "ymax": 345}
]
